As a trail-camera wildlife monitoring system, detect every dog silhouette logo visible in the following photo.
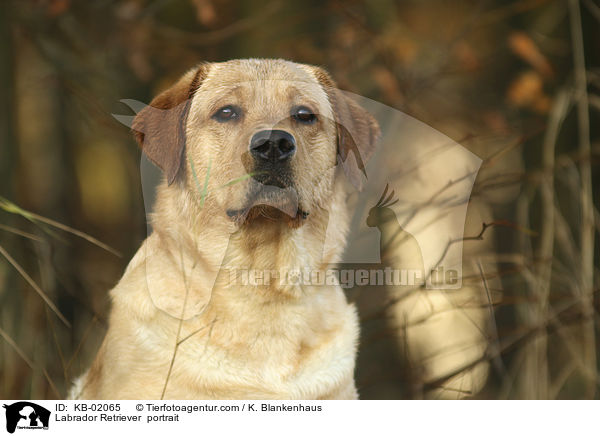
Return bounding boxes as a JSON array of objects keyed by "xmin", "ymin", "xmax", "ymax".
[{"xmin": 2, "ymin": 402, "xmax": 50, "ymax": 434}]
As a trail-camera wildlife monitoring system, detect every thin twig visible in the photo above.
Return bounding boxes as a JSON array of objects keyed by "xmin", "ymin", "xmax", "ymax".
[
  {"xmin": 569, "ymin": 0, "xmax": 597, "ymax": 399},
  {"xmin": 0, "ymin": 326, "xmax": 61, "ymax": 398},
  {"xmin": 161, "ymin": 244, "xmax": 191, "ymax": 400},
  {"xmin": 582, "ymin": 0, "xmax": 600, "ymax": 22},
  {"xmin": 526, "ymin": 90, "xmax": 569, "ymax": 399},
  {"xmin": 65, "ymin": 315, "xmax": 99, "ymax": 372},
  {"xmin": 0, "ymin": 244, "xmax": 71, "ymax": 328},
  {"xmin": 477, "ymin": 261, "xmax": 507, "ymax": 378},
  {"xmin": 425, "ymin": 220, "xmax": 523, "ymax": 285},
  {"xmin": 0, "ymin": 196, "xmax": 121, "ymax": 257},
  {"xmin": 0, "ymin": 223, "xmax": 45, "ymax": 242},
  {"xmin": 46, "ymin": 306, "xmax": 67, "ymax": 384}
]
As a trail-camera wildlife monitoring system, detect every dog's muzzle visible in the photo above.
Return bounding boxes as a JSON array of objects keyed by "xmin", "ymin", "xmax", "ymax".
[{"xmin": 227, "ymin": 129, "xmax": 307, "ymax": 224}]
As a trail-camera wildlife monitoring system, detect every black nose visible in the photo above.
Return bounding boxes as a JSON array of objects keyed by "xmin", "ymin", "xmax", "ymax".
[{"xmin": 249, "ymin": 130, "xmax": 296, "ymax": 163}]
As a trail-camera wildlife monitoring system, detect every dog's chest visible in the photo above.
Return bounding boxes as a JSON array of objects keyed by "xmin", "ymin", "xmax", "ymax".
[{"xmin": 152, "ymin": 293, "xmax": 358, "ymax": 399}]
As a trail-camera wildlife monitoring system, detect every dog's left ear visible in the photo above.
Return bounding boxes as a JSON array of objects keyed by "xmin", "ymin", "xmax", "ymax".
[
  {"xmin": 312, "ymin": 67, "xmax": 381, "ymax": 190},
  {"xmin": 132, "ymin": 64, "xmax": 210, "ymax": 185}
]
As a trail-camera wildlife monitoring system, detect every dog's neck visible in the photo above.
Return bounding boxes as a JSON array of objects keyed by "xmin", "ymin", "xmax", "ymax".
[{"xmin": 150, "ymin": 181, "xmax": 349, "ymax": 296}]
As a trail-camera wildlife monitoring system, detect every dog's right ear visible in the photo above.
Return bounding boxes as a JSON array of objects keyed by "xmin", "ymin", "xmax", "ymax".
[
  {"xmin": 132, "ymin": 64, "xmax": 210, "ymax": 185},
  {"xmin": 311, "ymin": 66, "xmax": 381, "ymax": 191}
]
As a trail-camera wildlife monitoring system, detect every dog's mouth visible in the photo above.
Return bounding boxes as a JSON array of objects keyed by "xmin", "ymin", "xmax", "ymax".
[
  {"xmin": 227, "ymin": 205, "xmax": 309, "ymax": 228},
  {"xmin": 225, "ymin": 179, "xmax": 309, "ymax": 227},
  {"xmin": 251, "ymin": 172, "xmax": 290, "ymax": 189}
]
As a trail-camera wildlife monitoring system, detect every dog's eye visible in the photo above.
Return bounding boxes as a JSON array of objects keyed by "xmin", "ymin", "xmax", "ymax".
[
  {"xmin": 292, "ymin": 106, "xmax": 317, "ymax": 124},
  {"xmin": 212, "ymin": 105, "xmax": 241, "ymax": 122}
]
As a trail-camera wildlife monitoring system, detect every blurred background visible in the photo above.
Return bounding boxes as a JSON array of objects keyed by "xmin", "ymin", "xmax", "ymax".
[{"xmin": 1, "ymin": 0, "xmax": 599, "ymax": 399}]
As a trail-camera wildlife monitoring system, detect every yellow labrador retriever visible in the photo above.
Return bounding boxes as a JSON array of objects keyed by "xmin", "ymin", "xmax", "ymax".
[{"xmin": 71, "ymin": 59, "xmax": 379, "ymax": 399}]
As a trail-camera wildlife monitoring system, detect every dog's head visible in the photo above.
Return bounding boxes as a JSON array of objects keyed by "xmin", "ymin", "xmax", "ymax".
[{"xmin": 132, "ymin": 59, "xmax": 380, "ymax": 227}]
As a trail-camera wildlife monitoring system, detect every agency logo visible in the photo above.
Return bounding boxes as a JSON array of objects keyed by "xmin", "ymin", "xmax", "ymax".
[
  {"xmin": 2, "ymin": 402, "xmax": 50, "ymax": 434},
  {"xmin": 113, "ymin": 81, "xmax": 481, "ymax": 319}
]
